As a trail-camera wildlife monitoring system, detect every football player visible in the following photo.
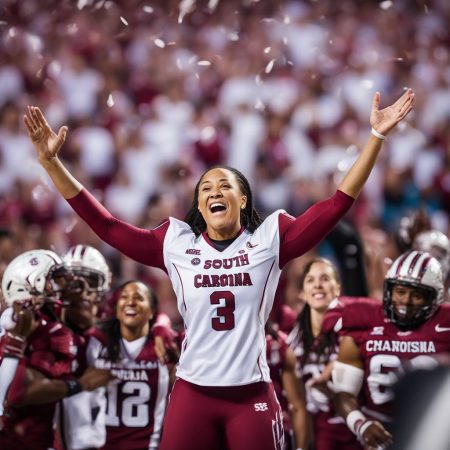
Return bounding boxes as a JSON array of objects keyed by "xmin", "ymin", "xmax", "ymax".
[
  {"xmin": 329, "ymin": 250, "xmax": 449, "ymax": 449},
  {"xmin": 56, "ymin": 244, "xmax": 112, "ymax": 450}
]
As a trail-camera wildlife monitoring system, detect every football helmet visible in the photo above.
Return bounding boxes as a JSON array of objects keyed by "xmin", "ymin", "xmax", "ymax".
[
  {"xmin": 383, "ymin": 250, "xmax": 444, "ymax": 328},
  {"xmin": 63, "ymin": 245, "xmax": 111, "ymax": 301},
  {"xmin": 1, "ymin": 249, "xmax": 66, "ymax": 307},
  {"xmin": 413, "ymin": 230, "xmax": 450, "ymax": 279}
]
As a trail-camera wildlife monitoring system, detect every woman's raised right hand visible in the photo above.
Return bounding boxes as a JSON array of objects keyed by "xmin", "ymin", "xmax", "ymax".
[{"xmin": 23, "ymin": 106, "xmax": 68, "ymax": 165}]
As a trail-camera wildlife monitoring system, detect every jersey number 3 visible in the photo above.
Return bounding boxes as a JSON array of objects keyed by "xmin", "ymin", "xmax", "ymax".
[{"xmin": 210, "ymin": 291, "xmax": 235, "ymax": 331}]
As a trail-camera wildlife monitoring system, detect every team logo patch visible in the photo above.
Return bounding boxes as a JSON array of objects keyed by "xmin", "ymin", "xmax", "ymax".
[
  {"xmin": 191, "ymin": 258, "xmax": 201, "ymax": 266},
  {"xmin": 370, "ymin": 326, "xmax": 384, "ymax": 336},
  {"xmin": 246, "ymin": 241, "xmax": 258, "ymax": 249},
  {"xmin": 185, "ymin": 249, "xmax": 201, "ymax": 255},
  {"xmin": 254, "ymin": 402, "xmax": 268, "ymax": 411}
]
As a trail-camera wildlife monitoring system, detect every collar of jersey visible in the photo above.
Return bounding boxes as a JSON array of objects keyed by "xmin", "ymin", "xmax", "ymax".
[{"xmin": 200, "ymin": 227, "xmax": 247, "ymax": 253}]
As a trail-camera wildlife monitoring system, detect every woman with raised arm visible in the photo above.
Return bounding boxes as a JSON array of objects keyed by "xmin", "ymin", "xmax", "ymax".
[{"xmin": 23, "ymin": 89, "xmax": 414, "ymax": 450}]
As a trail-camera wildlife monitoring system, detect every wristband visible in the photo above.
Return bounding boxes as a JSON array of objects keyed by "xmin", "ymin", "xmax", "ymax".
[
  {"xmin": 358, "ymin": 419, "xmax": 375, "ymax": 439},
  {"xmin": 346, "ymin": 409, "xmax": 367, "ymax": 435},
  {"xmin": 3, "ymin": 332, "xmax": 26, "ymax": 358},
  {"xmin": 65, "ymin": 379, "xmax": 83, "ymax": 397},
  {"xmin": 371, "ymin": 127, "xmax": 386, "ymax": 140}
]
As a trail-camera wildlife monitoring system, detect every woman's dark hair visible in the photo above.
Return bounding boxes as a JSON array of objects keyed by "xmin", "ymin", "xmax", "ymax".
[
  {"xmin": 293, "ymin": 258, "xmax": 341, "ymax": 366},
  {"xmin": 99, "ymin": 280, "xmax": 158, "ymax": 362},
  {"xmin": 185, "ymin": 166, "xmax": 262, "ymax": 236}
]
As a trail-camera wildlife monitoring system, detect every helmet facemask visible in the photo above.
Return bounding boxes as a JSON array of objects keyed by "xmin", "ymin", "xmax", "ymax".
[
  {"xmin": 383, "ymin": 280, "xmax": 438, "ymax": 329},
  {"xmin": 383, "ymin": 251, "xmax": 444, "ymax": 329}
]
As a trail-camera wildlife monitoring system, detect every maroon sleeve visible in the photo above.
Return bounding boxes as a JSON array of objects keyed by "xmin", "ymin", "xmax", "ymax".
[
  {"xmin": 67, "ymin": 189, "xmax": 169, "ymax": 271},
  {"xmin": 278, "ymin": 190, "xmax": 354, "ymax": 268}
]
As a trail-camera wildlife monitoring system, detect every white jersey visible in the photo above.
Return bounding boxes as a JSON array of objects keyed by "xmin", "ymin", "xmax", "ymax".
[
  {"xmin": 164, "ymin": 210, "xmax": 284, "ymax": 386},
  {"xmin": 59, "ymin": 390, "xmax": 107, "ymax": 449},
  {"xmin": 57, "ymin": 332, "xmax": 106, "ymax": 450}
]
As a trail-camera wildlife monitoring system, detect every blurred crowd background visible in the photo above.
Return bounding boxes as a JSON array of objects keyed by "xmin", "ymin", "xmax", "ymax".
[{"xmin": 0, "ymin": 0, "xmax": 449, "ymax": 326}]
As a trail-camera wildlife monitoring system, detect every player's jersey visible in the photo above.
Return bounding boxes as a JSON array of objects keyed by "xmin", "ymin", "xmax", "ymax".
[
  {"xmin": 86, "ymin": 327, "xmax": 169, "ymax": 450},
  {"xmin": 165, "ymin": 212, "xmax": 283, "ymax": 386},
  {"xmin": 326, "ymin": 297, "xmax": 450, "ymax": 422},
  {"xmin": 288, "ymin": 323, "xmax": 360, "ymax": 449},
  {"xmin": 0, "ymin": 316, "xmax": 75, "ymax": 450},
  {"xmin": 57, "ymin": 330, "xmax": 107, "ymax": 450}
]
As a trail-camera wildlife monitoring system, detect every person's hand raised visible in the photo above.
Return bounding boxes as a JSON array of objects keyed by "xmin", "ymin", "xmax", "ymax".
[
  {"xmin": 370, "ymin": 88, "xmax": 414, "ymax": 136},
  {"xmin": 23, "ymin": 106, "xmax": 68, "ymax": 164}
]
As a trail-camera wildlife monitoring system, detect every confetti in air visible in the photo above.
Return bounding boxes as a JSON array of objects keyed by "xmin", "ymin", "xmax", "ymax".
[
  {"xmin": 208, "ymin": 0, "xmax": 219, "ymax": 12},
  {"xmin": 379, "ymin": 0, "xmax": 393, "ymax": 10},
  {"xmin": 107, "ymin": 94, "xmax": 114, "ymax": 107},
  {"xmin": 120, "ymin": 16, "xmax": 129, "ymax": 26},
  {"xmin": 198, "ymin": 60, "xmax": 211, "ymax": 66},
  {"xmin": 283, "ymin": 15, "xmax": 291, "ymax": 24},
  {"xmin": 143, "ymin": 5, "xmax": 154, "ymax": 13},
  {"xmin": 77, "ymin": 0, "xmax": 90, "ymax": 10},
  {"xmin": 283, "ymin": 36, "xmax": 288, "ymax": 45},
  {"xmin": 255, "ymin": 74, "xmax": 263, "ymax": 85},
  {"xmin": 228, "ymin": 31, "xmax": 239, "ymax": 41},
  {"xmin": 178, "ymin": 0, "xmax": 196, "ymax": 24},
  {"xmin": 94, "ymin": 1, "xmax": 105, "ymax": 10},
  {"xmin": 264, "ymin": 46, "xmax": 271, "ymax": 54},
  {"xmin": 265, "ymin": 59, "xmax": 275, "ymax": 74},
  {"xmin": 154, "ymin": 38, "xmax": 166, "ymax": 48}
]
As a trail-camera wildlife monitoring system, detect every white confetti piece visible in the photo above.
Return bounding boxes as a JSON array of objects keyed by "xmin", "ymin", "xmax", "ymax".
[
  {"xmin": 107, "ymin": 93, "xmax": 114, "ymax": 107},
  {"xmin": 255, "ymin": 74, "xmax": 263, "ymax": 85},
  {"xmin": 198, "ymin": 60, "xmax": 211, "ymax": 66},
  {"xmin": 120, "ymin": 16, "xmax": 128, "ymax": 26},
  {"xmin": 362, "ymin": 79, "xmax": 374, "ymax": 89},
  {"xmin": 228, "ymin": 31, "xmax": 239, "ymax": 41},
  {"xmin": 265, "ymin": 59, "xmax": 275, "ymax": 74},
  {"xmin": 143, "ymin": 5, "xmax": 154, "ymax": 13},
  {"xmin": 178, "ymin": 0, "xmax": 196, "ymax": 24},
  {"xmin": 77, "ymin": 0, "xmax": 90, "ymax": 10},
  {"xmin": 208, "ymin": 0, "xmax": 219, "ymax": 12},
  {"xmin": 379, "ymin": 0, "xmax": 393, "ymax": 10},
  {"xmin": 154, "ymin": 38, "xmax": 166, "ymax": 48},
  {"xmin": 264, "ymin": 46, "xmax": 271, "ymax": 54}
]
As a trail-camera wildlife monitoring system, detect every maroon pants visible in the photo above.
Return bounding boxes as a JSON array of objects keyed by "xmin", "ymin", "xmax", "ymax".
[{"xmin": 160, "ymin": 378, "xmax": 284, "ymax": 450}]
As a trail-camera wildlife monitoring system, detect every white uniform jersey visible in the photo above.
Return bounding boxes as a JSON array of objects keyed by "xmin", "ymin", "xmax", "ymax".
[
  {"xmin": 59, "ymin": 390, "xmax": 107, "ymax": 449},
  {"xmin": 164, "ymin": 210, "xmax": 284, "ymax": 386}
]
